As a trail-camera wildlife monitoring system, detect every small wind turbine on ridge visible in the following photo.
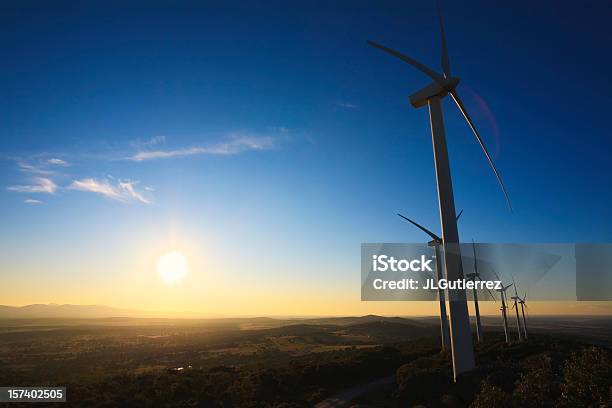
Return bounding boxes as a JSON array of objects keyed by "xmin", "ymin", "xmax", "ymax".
[
  {"xmin": 518, "ymin": 292, "xmax": 528, "ymax": 340},
  {"xmin": 494, "ymin": 269, "xmax": 513, "ymax": 344},
  {"xmin": 397, "ymin": 210, "xmax": 463, "ymax": 352},
  {"xmin": 466, "ymin": 240, "xmax": 495, "ymax": 343},
  {"xmin": 511, "ymin": 277, "xmax": 524, "ymax": 341}
]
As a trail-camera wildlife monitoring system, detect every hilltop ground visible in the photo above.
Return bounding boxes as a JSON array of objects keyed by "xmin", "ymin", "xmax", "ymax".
[{"xmin": 0, "ymin": 315, "xmax": 610, "ymax": 407}]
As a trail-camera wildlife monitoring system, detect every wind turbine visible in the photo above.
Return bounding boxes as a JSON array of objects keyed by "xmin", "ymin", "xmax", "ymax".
[
  {"xmin": 369, "ymin": 6, "xmax": 511, "ymax": 379},
  {"xmin": 510, "ymin": 277, "xmax": 524, "ymax": 341},
  {"xmin": 397, "ymin": 210, "xmax": 463, "ymax": 352},
  {"xmin": 466, "ymin": 240, "xmax": 495, "ymax": 344},
  {"xmin": 518, "ymin": 292, "xmax": 528, "ymax": 340},
  {"xmin": 494, "ymin": 270, "xmax": 513, "ymax": 344}
]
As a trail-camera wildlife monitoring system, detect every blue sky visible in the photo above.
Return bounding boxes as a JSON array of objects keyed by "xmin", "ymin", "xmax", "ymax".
[{"xmin": 1, "ymin": 0, "xmax": 611, "ymax": 313}]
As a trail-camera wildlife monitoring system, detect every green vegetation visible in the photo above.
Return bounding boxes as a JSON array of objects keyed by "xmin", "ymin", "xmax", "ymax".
[
  {"xmin": 368, "ymin": 334, "xmax": 612, "ymax": 408},
  {"xmin": 0, "ymin": 317, "xmax": 610, "ymax": 407},
  {"xmin": 64, "ymin": 344, "xmax": 435, "ymax": 407}
]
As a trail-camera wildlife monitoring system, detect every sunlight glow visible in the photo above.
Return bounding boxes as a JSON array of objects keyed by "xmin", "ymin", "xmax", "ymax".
[{"xmin": 157, "ymin": 251, "xmax": 189, "ymax": 284}]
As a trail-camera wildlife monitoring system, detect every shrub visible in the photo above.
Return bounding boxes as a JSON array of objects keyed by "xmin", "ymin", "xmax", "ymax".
[
  {"xmin": 513, "ymin": 354, "xmax": 560, "ymax": 407},
  {"xmin": 396, "ymin": 359, "xmax": 452, "ymax": 406},
  {"xmin": 559, "ymin": 346, "xmax": 611, "ymax": 407},
  {"xmin": 470, "ymin": 379, "xmax": 512, "ymax": 408}
]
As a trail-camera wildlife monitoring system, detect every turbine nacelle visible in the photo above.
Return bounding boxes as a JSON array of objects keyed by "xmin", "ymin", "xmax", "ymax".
[
  {"xmin": 496, "ymin": 283, "xmax": 513, "ymax": 293},
  {"xmin": 428, "ymin": 238, "xmax": 442, "ymax": 247},
  {"xmin": 409, "ymin": 77, "xmax": 460, "ymax": 108},
  {"xmin": 368, "ymin": 12, "xmax": 512, "ymax": 210}
]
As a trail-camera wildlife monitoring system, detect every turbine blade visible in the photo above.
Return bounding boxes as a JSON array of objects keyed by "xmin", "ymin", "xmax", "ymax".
[
  {"xmin": 486, "ymin": 287, "xmax": 496, "ymax": 302},
  {"xmin": 492, "ymin": 268, "xmax": 501, "ymax": 282},
  {"xmin": 397, "ymin": 213, "xmax": 440, "ymax": 241},
  {"xmin": 450, "ymin": 91, "xmax": 512, "ymax": 211},
  {"xmin": 512, "ymin": 276, "xmax": 519, "ymax": 297},
  {"xmin": 477, "ymin": 274, "xmax": 496, "ymax": 302},
  {"xmin": 437, "ymin": 2, "xmax": 451, "ymax": 77},
  {"xmin": 367, "ymin": 41, "xmax": 444, "ymax": 83},
  {"xmin": 456, "ymin": 209, "xmax": 463, "ymax": 221}
]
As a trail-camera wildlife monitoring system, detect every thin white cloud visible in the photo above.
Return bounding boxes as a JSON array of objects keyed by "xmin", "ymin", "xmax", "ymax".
[
  {"xmin": 68, "ymin": 178, "xmax": 151, "ymax": 204},
  {"xmin": 337, "ymin": 102, "xmax": 358, "ymax": 109},
  {"xmin": 129, "ymin": 134, "xmax": 276, "ymax": 161},
  {"xmin": 7, "ymin": 178, "xmax": 58, "ymax": 194},
  {"xmin": 146, "ymin": 135, "xmax": 166, "ymax": 146},
  {"xmin": 47, "ymin": 158, "xmax": 68, "ymax": 166},
  {"xmin": 17, "ymin": 162, "xmax": 55, "ymax": 175},
  {"xmin": 15, "ymin": 156, "xmax": 68, "ymax": 175},
  {"xmin": 24, "ymin": 199, "xmax": 43, "ymax": 204},
  {"xmin": 130, "ymin": 135, "xmax": 166, "ymax": 150},
  {"xmin": 117, "ymin": 180, "xmax": 150, "ymax": 204}
]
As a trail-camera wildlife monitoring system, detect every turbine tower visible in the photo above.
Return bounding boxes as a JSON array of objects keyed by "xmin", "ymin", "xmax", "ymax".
[
  {"xmin": 494, "ymin": 270, "xmax": 513, "ymax": 344},
  {"xmin": 466, "ymin": 240, "xmax": 495, "ymax": 343},
  {"xmin": 518, "ymin": 292, "xmax": 528, "ymax": 340},
  {"xmin": 511, "ymin": 277, "xmax": 524, "ymax": 341},
  {"xmin": 397, "ymin": 211, "xmax": 463, "ymax": 352},
  {"xmin": 369, "ymin": 6, "xmax": 511, "ymax": 379}
]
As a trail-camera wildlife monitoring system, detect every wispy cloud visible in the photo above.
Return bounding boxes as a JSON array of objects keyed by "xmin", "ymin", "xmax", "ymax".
[
  {"xmin": 7, "ymin": 178, "xmax": 58, "ymax": 194},
  {"xmin": 14, "ymin": 156, "xmax": 68, "ymax": 175},
  {"xmin": 17, "ymin": 162, "xmax": 56, "ymax": 175},
  {"xmin": 129, "ymin": 134, "xmax": 276, "ymax": 162},
  {"xmin": 130, "ymin": 135, "xmax": 166, "ymax": 150},
  {"xmin": 67, "ymin": 178, "xmax": 151, "ymax": 204},
  {"xmin": 5, "ymin": 130, "xmax": 285, "ymax": 205},
  {"xmin": 336, "ymin": 102, "xmax": 358, "ymax": 109},
  {"xmin": 47, "ymin": 158, "xmax": 68, "ymax": 166}
]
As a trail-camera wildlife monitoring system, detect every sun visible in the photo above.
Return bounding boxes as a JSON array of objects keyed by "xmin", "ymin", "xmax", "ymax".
[{"xmin": 156, "ymin": 251, "xmax": 189, "ymax": 284}]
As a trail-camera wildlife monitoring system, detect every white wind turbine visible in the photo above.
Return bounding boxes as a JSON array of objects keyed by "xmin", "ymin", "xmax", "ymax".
[
  {"xmin": 494, "ymin": 270, "xmax": 513, "ymax": 344},
  {"xmin": 510, "ymin": 277, "xmax": 524, "ymax": 341},
  {"xmin": 466, "ymin": 241, "xmax": 495, "ymax": 344},
  {"xmin": 397, "ymin": 210, "xmax": 463, "ymax": 352},
  {"xmin": 518, "ymin": 292, "xmax": 528, "ymax": 340},
  {"xmin": 369, "ymin": 6, "xmax": 511, "ymax": 379}
]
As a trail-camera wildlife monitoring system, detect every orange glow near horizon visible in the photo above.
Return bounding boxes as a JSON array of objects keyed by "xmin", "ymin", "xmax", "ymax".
[{"xmin": 1, "ymin": 227, "xmax": 610, "ymax": 318}]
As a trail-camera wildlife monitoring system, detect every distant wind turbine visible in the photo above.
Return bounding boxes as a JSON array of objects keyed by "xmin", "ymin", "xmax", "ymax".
[
  {"xmin": 494, "ymin": 270, "xmax": 513, "ymax": 344},
  {"xmin": 370, "ymin": 4, "xmax": 511, "ymax": 379},
  {"xmin": 397, "ymin": 210, "xmax": 463, "ymax": 352},
  {"xmin": 518, "ymin": 292, "xmax": 528, "ymax": 340},
  {"xmin": 466, "ymin": 241, "xmax": 495, "ymax": 343},
  {"xmin": 510, "ymin": 277, "xmax": 524, "ymax": 341}
]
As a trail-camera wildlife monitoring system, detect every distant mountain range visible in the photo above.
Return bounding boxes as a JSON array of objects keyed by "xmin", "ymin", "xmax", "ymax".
[
  {"xmin": 0, "ymin": 304, "xmax": 147, "ymax": 319},
  {"xmin": 0, "ymin": 304, "xmax": 439, "ymax": 323}
]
